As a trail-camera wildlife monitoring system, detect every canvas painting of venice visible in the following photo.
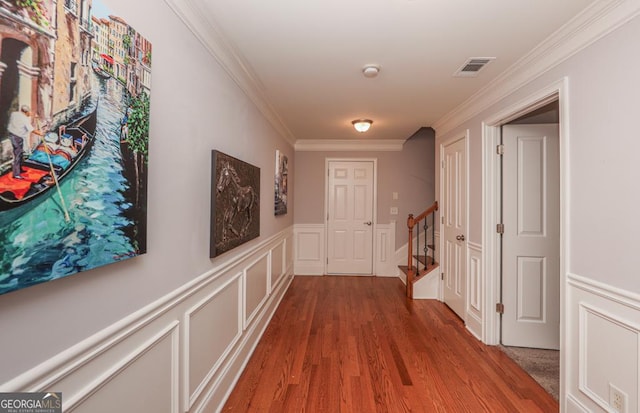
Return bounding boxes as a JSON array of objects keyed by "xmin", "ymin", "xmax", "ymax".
[{"xmin": 0, "ymin": 0, "xmax": 151, "ymax": 295}]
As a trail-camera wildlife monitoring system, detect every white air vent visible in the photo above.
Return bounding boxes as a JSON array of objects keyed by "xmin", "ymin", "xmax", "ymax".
[{"xmin": 453, "ymin": 57, "xmax": 495, "ymax": 77}]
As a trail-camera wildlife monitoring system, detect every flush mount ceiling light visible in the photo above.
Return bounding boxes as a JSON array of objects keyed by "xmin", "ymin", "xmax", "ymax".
[
  {"xmin": 362, "ymin": 64, "xmax": 380, "ymax": 78},
  {"xmin": 352, "ymin": 119, "xmax": 373, "ymax": 133}
]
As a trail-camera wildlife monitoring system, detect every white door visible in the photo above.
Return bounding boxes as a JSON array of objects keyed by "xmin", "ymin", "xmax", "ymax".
[
  {"xmin": 442, "ymin": 138, "xmax": 466, "ymax": 319},
  {"xmin": 326, "ymin": 161, "xmax": 374, "ymax": 275},
  {"xmin": 502, "ymin": 124, "xmax": 560, "ymax": 349}
]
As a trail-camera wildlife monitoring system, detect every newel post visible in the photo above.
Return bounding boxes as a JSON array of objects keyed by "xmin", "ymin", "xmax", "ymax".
[{"xmin": 406, "ymin": 214, "xmax": 415, "ymax": 298}]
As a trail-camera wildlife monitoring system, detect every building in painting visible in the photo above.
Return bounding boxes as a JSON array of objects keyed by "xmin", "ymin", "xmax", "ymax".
[
  {"xmin": 0, "ymin": 0, "xmax": 56, "ymax": 164},
  {"xmin": 51, "ymin": 0, "xmax": 94, "ymax": 124},
  {"xmin": 107, "ymin": 15, "xmax": 127, "ymax": 83}
]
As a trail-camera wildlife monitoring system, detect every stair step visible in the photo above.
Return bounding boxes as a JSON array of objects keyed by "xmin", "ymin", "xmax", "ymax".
[
  {"xmin": 398, "ymin": 262, "xmax": 440, "ymax": 281},
  {"xmin": 413, "ymin": 254, "xmax": 436, "ymax": 266}
]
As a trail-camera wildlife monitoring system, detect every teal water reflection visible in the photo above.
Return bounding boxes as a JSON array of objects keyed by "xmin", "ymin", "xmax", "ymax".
[{"xmin": 0, "ymin": 77, "xmax": 137, "ymax": 294}]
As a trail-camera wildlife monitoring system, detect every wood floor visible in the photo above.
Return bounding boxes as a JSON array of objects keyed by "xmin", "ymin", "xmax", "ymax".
[{"xmin": 222, "ymin": 276, "xmax": 558, "ymax": 412}]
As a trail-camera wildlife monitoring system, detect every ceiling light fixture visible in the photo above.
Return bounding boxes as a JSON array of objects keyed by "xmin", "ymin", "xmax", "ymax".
[
  {"xmin": 352, "ymin": 119, "xmax": 373, "ymax": 133},
  {"xmin": 362, "ymin": 65, "xmax": 380, "ymax": 78}
]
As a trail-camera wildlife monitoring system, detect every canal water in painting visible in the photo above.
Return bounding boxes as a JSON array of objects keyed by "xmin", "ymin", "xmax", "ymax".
[{"xmin": 0, "ymin": 76, "xmax": 143, "ymax": 295}]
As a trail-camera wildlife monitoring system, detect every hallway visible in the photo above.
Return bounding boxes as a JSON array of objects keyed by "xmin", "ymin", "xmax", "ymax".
[{"xmin": 223, "ymin": 276, "xmax": 557, "ymax": 412}]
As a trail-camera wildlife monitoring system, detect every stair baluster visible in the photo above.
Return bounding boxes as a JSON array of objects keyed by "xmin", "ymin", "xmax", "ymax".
[{"xmin": 402, "ymin": 201, "xmax": 439, "ymax": 298}]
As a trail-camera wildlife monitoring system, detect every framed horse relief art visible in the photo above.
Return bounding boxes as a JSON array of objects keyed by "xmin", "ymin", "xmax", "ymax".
[{"xmin": 210, "ymin": 150, "xmax": 260, "ymax": 258}]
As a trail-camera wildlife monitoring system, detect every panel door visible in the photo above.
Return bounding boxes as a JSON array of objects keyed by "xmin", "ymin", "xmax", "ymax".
[
  {"xmin": 442, "ymin": 138, "xmax": 467, "ymax": 319},
  {"xmin": 326, "ymin": 161, "xmax": 374, "ymax": 275},
  {"xmin": 502, "ymin": 124, "xmax": 560, "ymax": 349}
]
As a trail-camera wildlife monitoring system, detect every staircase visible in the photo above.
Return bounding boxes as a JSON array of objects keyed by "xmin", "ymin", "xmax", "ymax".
[{"xmin": 399, "ymin": 201, "xmax": 439, "ymax": 298}]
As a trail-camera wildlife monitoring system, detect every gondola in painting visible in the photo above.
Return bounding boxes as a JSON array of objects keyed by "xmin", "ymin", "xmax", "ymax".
[{"xmin": 0, "ymin": 0, "xmax": 152, "ymax": 295}]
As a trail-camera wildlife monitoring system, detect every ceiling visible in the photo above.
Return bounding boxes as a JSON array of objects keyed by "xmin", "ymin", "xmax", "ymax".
[{"xmin": 181, "ymin": 0, "xmax": 595, "ymax": 142}]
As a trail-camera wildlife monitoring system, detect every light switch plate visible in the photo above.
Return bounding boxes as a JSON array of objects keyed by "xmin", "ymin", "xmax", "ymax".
[{"xmin": 390, "ymin": 207, "xmax": 398, "ymax": 215}]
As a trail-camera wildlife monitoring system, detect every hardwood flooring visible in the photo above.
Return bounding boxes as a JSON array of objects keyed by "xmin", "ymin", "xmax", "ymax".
[{"xmin": 222, "ymin": 276, "xmax": 558, "ymax": 412}]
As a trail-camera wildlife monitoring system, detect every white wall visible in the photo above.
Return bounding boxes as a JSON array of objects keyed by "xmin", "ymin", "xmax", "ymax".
[
  {"xmin": 435, "ymin": 5, "xmax": 640, "ymax": 412},
  {"xmin": 0, "ymin": 0, "xmax": 294, "ymax": 411}
]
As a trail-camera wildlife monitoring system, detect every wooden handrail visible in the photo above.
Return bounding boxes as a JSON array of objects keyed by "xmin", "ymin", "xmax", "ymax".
[
  {"xmin": 408, "ymin": 201, "xmax": 438, "ymax": 229},
  {"xmin": 406, "ymin": 201, "xmax": 438, "ymax": 298}
]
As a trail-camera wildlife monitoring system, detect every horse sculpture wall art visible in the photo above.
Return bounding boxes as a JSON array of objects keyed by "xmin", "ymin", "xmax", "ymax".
[{"xmin": 210, "ymin": 151, "xmax": 260, "ymax": 258}]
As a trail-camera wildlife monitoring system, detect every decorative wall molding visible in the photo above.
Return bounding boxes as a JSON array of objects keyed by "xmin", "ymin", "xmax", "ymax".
[
  {"xmin": 375, "ymin": 222, "xmax": 397, "ymax": 277},
  {"xmin": 293, "ymin": 224, "xmax": 325, "ymax": 275},
  {"xmin": 566, "ymin": 272, "xmax": 640, "ymax": 413},
  {"xmin": 295, "ymin": 139, "xmax": 405, "ymax": 152},
  {"xmin": 69, "ymin": 322, "xmax": 180, "ymax": 413},
  {"xmin": 294, "ymin": 222, "xmax": 399, "ymax": 277},
  {"xmin": 466, "ymin": 244, "xmax": 483, "ymax": 340},
  {"xmin": 163, "ymin": 0, "xmax": 297, "ymax": 145},
  {"xmin": 183, "ymin": 273, "xmax": 242, "ymax": 411},
  {"xmin": 433, "ymin": 0, "xmax": 640, "ymax": 137},
  {"xmin": 0, "ymin": 227, "xmax": 294, "ymax": 413}
]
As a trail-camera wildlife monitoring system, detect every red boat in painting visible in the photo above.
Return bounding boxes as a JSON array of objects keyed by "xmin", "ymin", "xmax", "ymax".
[{"xmin": 0, "ymin": 105, "xmax": 98, "ymax": 213}]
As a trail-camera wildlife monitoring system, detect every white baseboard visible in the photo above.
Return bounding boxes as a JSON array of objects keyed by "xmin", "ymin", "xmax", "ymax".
[{"xmin": 0, "ymin": 227, "xmax": 294, "ymax": 413}]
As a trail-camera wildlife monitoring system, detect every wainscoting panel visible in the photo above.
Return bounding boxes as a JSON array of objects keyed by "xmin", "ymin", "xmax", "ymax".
[
  {"xmin": 185, "ymin": 275, "xmax": 242, "ymax": 409},
  {"xmin": 375, "ymin": 222, "xmax": 397, "ymax": 277},
  {"xmin": 294, "ymin": 224, "xmax": 325, "ymax": 275},
  {"xmin": 567, "ymin": 273, "xmax": 640, "ymax": 413},
  {"xmin": 466, "ymin": 242, "xmax": 483, "ymax": 339},
  {"xmin": 0, "ymin": 227, "xmax": 294, "ymax": 413},
  {"xmin": 244, "ymin": 254, "xmax": 270, "ymax": 328},
  {"xmin": 70, "ymin": 323, "xmax": 180, "ymax": 413},
  {"xmin": 271, "ymin": 242, "xmax": 285, "ymax": 288}
]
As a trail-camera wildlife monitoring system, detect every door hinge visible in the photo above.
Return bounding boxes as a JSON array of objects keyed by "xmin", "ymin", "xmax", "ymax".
[
  {"xmin": 497, "ymin": 223, "xmax": 504, "ymax": 234},
  {"xmin": 441, "ymin": 216, "xmax": 444, "ymax": 225},
  {"xmin": 496, "ymin": 303, "xmax": 504, "ymax": 314},
  {"xmin": 326, "ymin": 258, "xmax": 328, "ymax": 264},
  {"xmin": 441, "ymin": 273, "xmax": 444, "ymax": 280},
  {"xmin": 441, "ymin": 160, "xmax": 445, "ymax": 169},
  {"xmin": 496, "ymin": 144, "xmax": 504, "ymax": 155}
]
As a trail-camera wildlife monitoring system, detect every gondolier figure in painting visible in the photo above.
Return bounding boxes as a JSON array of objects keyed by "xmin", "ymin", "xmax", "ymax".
[{"xmin": 7, "ymin": 105, "xmax": 42, "ymax": 179}]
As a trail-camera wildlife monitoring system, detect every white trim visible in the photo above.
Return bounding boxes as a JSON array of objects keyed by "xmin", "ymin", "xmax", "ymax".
[
  {"xmin": 577, "ymin": 302, "xmax": 640, "ymax": 412},
  {"xmin": 293, "ymin": 224, "xmax": 325, "ymax": 275},
  {"xmin": 66, "ymin": 321, "xmax": 180, "ymax": 412},
  {"xmin": 163, "ymin": 0, "xmax": 297, "ymax": 146},
  {"xmin": 481, "ymin": 78, "xmax": 568, "ymax": 346},
  {"xmin": 243, "ymin": 253, "xmax": 271, "ymax": 329},
  {"xmin": 182, "ymin": 273, "xmax": 243, "ymax": 411},
  {"xmin": 467, "ymin": 241, "xmax": 482, "ymax": 252},
  {"xmin": 324, "ymin": 158, "xmax": 378, "ymax": 275},
  {"xmin": 568, "ymin": 272, "xmax": 640, "ymax": 312},
  {"xmin": 374, "ymin": 221, "xmax": 398, "ymax": 277},
  {"xmin": 433, "ymin": 0, "xmax": 640, "ymax": 137},
  {"xmin": 0, "ymin": 227, "xmax": 293, "ymax": 409},
  {"xmin": 295, "ymin": 139, "xmax": 405, "ymax": 152},
  {"xmin": 193, "ymin": 271, "xmax": 293, "ymax": 412},
  {"xmin": 481, "ymin": 78, "xmax": 569, "ymax": 404}
]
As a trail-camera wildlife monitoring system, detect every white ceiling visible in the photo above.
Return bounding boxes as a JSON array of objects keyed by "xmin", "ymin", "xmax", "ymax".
[{"xmin": 182, "ymin": 0, "xmax": 595, "ymax": 142}]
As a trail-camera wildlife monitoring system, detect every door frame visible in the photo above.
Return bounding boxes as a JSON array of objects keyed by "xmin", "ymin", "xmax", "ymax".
[
  {"xmin": 324, "ymin": 158, "xmax": 378, "ymax": 275},
  {"xmin": 438, "ymin": 131, "xmax": 470, "ymax": 312},
  {"xmin": 481, "ymin": 78, "xmax": 569, "ymax": 396}
]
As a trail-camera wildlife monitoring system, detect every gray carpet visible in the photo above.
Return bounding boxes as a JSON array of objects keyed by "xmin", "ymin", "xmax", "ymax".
[{"xmin": 501, "ymin": 346, "xmax": 559, "ymax": 400}]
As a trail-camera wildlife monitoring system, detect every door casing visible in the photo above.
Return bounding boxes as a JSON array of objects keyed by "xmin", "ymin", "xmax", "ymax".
[
  {"xmin": 481, "ymin": 77, "xmax": 569, "ymax": 400},
  {"xmin": 324, "ymin": 158, "xmax": 378, "ymax": 275}
]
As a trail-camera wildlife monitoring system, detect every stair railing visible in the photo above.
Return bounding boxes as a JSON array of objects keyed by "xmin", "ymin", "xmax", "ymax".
[{"xmin": 406, "ymin": 201, "xmax": 438, "ymax": 298}]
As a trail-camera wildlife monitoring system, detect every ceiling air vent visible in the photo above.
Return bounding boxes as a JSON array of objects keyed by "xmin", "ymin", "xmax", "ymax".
[{"xmin": 453, "ymin": 57, "xmax": 495, "ymax": 77}]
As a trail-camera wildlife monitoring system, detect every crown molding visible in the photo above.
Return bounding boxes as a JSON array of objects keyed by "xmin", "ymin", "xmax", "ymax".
[
  {"xmin": 295, "ymin": 139, "xmax": 405, "ymax": 152},
  {"xmin": 433, "ymin": 0, "xmax": 640, "ymax": 137},
  {"xmin": 163, "ymin": 0, "xmax": 297, "ymax": 146}
]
